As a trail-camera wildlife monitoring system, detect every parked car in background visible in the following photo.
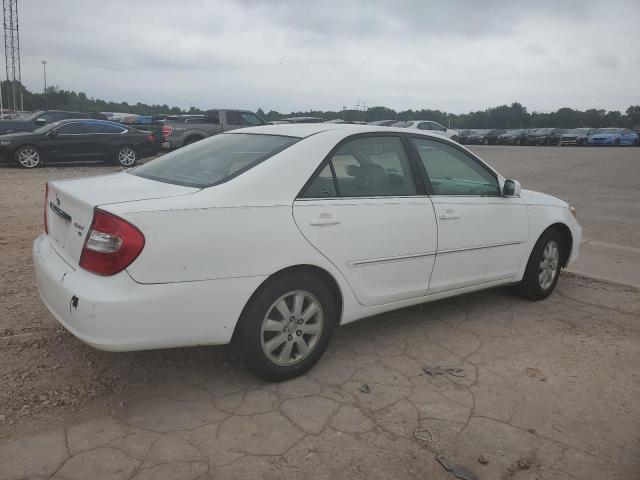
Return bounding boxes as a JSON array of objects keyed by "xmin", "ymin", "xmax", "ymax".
[
  {"xmin": 391, "ymin": 120, "xmax": 459, "ymax": 142},
  {"xmin": 497, "ymin": 129, "xmax": 529, "ymax": 146},
  {"xmin": 0, "ymin": 110, "xmax": 107, "ymax": 134},
  {"xmin": 465, "ymin": 129, "xmax": 505, "ymax": 145},
  {"xmin": 588, "ymin": 128, "xmax": 639, "ymax": 146},
  {"xmin": 457, "ymin": 129, "xmax": 477, "ymax": 144},
  {"xmin": 527, "ymin": 128, "xmax": 564, "ymax": 146},
  {"xmin": 159, "ymin": 109, "xmax": 266, "ymax": 149},
  {"xmin": 559, "ymin": 128, "xmax": 596, "ymax": 146},
  {"xmin": 34, "ymin": 123, "xmax": 581, "ymax": 381},
  {"xmin": 369, "ymin": 120, "xmax": 397, "ymax": 126},
  {"xmin": 0, "ymin": 119, "xmax": 157, "ymax": 168}
]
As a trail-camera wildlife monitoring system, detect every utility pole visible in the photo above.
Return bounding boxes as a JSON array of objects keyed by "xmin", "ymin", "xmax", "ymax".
[
  {"xmin": 355, "ymin": 100, "xmax": 367, "ymax": 122},
  {"xmin": 3, "ymin": 0, "xmax": 21, "ymax": 112},
  {"xmin": 41, "ymin": 59, "xmax": 46, "ymax": 92}
]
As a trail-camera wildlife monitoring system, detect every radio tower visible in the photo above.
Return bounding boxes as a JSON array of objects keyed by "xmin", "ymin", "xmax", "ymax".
[{"xmin": 3, "ymin": 0, "xmax": 21, "ymax": 112}]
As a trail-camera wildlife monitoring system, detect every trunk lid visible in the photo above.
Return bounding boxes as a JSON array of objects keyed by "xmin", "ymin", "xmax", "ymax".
[{"xmin": 46, "ymin": 172, "xmax": 198, "ymax": 267}]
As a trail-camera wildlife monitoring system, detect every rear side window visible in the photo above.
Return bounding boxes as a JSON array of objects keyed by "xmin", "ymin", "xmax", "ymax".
[
  {"xmin": 132, "ymin": 133, "xmax": 298, "ymax": 188},
  {"xmin": 411, "ymin": 138, "xmax": 499, "ymax": 196},
  {"xmin": 85, "ymin": 122, "xmax": 126, "ymax": 134},
  {"xmin": 300, "ymin": 136, "xmax": 416, "ymax": 198},
  {"xmin": 226, "ymin": 111, "xmax": 264, "ymax": 126},
  {"xmin": 55, "ymin": 122, "xmax": 84, "ymax": 135}
]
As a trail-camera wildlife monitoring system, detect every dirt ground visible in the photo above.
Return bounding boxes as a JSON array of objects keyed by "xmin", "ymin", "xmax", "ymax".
[{"xmin": 1, "ymin": 148, "xmax": 639, "ymax": 479}]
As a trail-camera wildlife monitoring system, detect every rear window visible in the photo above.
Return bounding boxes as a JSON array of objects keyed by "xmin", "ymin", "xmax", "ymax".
[{"xmin": 132, "ymin": 133, "xmax": 298, "ymax": 188}]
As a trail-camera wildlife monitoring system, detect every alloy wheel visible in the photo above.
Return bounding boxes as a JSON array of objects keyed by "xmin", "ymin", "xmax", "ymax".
[
  {"xmin": 260, "ymin": 290, "xmax": 324, "ymax": 366},
  {"xmin": 538, "ymin": 240, "xmax": 559, "ymax": 290},
  {"xmin": 18, "ymin": 148, "xmax": 40, "ymax": 168},
  {"xmin": 118, "ymin": 147, "xmax": 136, "ymax": 166}
]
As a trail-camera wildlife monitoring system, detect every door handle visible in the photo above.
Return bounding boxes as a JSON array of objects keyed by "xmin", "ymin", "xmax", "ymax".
[
  {"xmin": 309, "ymin": 214, "xmax": 340, "ymax": 226},
  {"xmin": 438, "ymin": 212, "xmax": 460, "ymax": 220}
]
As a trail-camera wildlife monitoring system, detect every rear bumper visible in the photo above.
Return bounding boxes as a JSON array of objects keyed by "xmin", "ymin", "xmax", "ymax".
[
  {"xmin": 33, "ymin": 234, "xmax": 264, "ymax": 351},
  {"xmin": 161, "ymin": 141, "xmax": 171, "ymax": 149}
]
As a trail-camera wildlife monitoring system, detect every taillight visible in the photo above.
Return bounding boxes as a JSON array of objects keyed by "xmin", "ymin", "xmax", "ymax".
[
  {"xmin": 161, "ymin": 125, "xmax": 172, "ymax": 138},
  {"xmin": 44, "ymin": 182, "xmax": 49, "ymax": 234},
  {"xmin": 79, "ymin": 209, "xmax": 145, "ymax": 276}
]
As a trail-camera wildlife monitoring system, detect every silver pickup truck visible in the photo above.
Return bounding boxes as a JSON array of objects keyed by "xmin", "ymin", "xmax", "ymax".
[{"xmin": 160, "ymin": 109, "xmax": 267, "ymax": 149}]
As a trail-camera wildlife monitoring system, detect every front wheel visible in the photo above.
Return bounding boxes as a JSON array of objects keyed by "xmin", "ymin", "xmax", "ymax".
[
  {"xmin": 15, "ymin": 146, "xmax": 42, "ymax": 168},
  {"xmin": 116, "ymin": 146, "xmax": 137, "ymax": 167},
  {"xmin": 518, "ymin": 230, "xmax": 563, "ymax": 300},
  {"xmin": 238, "ymin": 273, "xmax": 336, "ymax": 381}
]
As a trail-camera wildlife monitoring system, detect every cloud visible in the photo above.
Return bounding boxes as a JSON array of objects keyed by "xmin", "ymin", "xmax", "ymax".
[{"xmin": 15, "ymin": 0, "xmax": 640, "ymax": 113}]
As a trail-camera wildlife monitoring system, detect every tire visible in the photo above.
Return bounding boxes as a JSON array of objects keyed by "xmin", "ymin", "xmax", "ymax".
[
  {"xmin": 613, "ymin": 139, "xmax": 620, "ymax": 147},
  {"xmin": 15, "ymin": 146, "xmax": 42, "ymax": 168},
  {"xmin": 238, "ymin": 272, "xmax": 336, "ymax": 381},
  {"xmin": 184, "ymin": 136, "xmax": 203, "ymax": 146},
  {"xmin": 451, "ymin": 136, "xmax": 459, "ymax": 143},
  {"xmin": 483, "ymin": 138, "xmax": 489, "ymax": 146},
  {"xmin": 116, "ymin": 146, "xmax": 137, "ymax": 167},
  {"xmin": 518, "ymin": 229, "xmax": 563, "ymax": 300},
  {"xmin": 515, "ymin": 138, "xmax": 521, "ymax": 146}
]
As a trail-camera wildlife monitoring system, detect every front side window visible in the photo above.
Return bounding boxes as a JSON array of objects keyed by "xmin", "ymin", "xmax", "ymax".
[
  {"xmin": 55, "ymin": 122, "xmax": 84, "ymax": 135},
  {"xmin": 411, "ymin": 137, "xmax": 500, "ymax": 196},
  {"xmin": 301, "ymin": 136, "xmax": 416, "ymax": 198},
  {"xmin": 133, "ymin": 133, "xmax": 298, "ymax": 188}
]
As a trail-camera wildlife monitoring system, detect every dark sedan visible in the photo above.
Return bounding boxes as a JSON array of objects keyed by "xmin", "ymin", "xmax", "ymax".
[
  {"xmin": 559, "ymin": 128, "xmax": 596, "ymax": 146},
  {"xmin": 0, "ymin": 119, "xmax": 158, "ymax": 169},
  {"xmin": 497, "ymin": 129, "xmax": 529, "ymax": 146},
  {"xmin": 528, "ymin": 128, "xmax": 564, "ymax": 146},
  {"xmin": 466, "ymin": 129, "xmax": 505, "ymax": 145}
]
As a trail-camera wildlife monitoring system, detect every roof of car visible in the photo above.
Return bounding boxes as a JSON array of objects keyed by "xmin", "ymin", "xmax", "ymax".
[{"xmin": 231, "ymin": 123, "xmax": 454, "ymax": 139}]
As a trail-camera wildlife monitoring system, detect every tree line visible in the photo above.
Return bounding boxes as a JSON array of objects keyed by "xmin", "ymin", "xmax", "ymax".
[{"xmin": 2, "ymin": 81, "xmax": 638, "ymax": 130}]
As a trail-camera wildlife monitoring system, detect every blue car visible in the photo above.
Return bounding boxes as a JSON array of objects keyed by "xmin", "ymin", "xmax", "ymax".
[{"xmin": 588, "ymin": 128, "xmax": 639, "ymax": 146}]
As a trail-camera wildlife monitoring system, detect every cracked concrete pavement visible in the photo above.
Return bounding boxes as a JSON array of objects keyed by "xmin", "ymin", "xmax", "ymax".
[
  {"xmin": 1, "ymin": 147, "xmax": 640, "ymax": 479},
  {"xmin": 2, "ymin": 275, "xmax": 639, "ymax": 480}
]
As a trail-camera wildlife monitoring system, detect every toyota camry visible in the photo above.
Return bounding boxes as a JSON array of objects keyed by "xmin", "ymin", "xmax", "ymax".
[{"xmin": 34, "ymin": 124, "xmax": 582, "ymax": 380}]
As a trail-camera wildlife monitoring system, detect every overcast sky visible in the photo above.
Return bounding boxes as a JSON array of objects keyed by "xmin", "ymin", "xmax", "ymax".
[{"xmin": 17, "ymin": 0, "xmax": 640, "ymax": 114}]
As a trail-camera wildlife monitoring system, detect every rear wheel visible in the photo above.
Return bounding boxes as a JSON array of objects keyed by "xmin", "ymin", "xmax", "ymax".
[
  {"xmin": 184, "ymin": 136, "xmax": 203, "ymax": 146},
  {"xmin": 518, "ymin": 229, "xmax": 563, "ymax": 300},
  {"xmin": 515, "ymin": 138, "xmax": 521, "ymax": 146},
  {"xmin": 116, "ymin": 146, "xmax": 137, "ymax": 167},
  {"xmin": 15, "ymin": 146, "xmax": 42, "ymax": 168},
  {"xmin": 238, "ymin": 273, "xmax": 336, "ymax": 381}
]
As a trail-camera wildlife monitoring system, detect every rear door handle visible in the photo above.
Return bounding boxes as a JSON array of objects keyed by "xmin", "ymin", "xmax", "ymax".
[
  {"xmin": 438, "ymin": 212, "xmax": 460, "ymax": 220},
  {"xmin": 309, "ymin": 214, "xmax": 340, "ymax": 226}
]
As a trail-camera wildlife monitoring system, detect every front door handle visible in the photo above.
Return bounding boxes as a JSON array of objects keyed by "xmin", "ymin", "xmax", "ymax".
[
  {"xmin": 438, "ymin": 211, "xmax": 460, "ymax": 220},
  {"xmin": 309, "ymin": 214, "xmax": 340, "ymax": 226}
]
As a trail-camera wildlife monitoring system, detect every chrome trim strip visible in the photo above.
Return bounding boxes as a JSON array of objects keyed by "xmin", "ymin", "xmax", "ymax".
[
  {"xmin": 438, "ymin": 240, "xmax": 524, "ymax": 255},
  {"xmin": 348, "ymin": 251, "xmax": 436, "ymax": 267}
]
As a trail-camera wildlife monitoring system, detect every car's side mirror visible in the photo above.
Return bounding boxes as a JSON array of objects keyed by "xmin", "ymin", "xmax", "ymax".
[
  {"xmin": 503, "ymin": 179, "xmax": 521, "ymax": 197},
  {"xmin": 35, "ymin": 117, "xmax": 47, "ymax": 125}
]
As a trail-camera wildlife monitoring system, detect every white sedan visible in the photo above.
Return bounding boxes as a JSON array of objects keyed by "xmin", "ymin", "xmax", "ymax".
[{"xmin": 34, "ymin": 124, "xmax": 581, "ymax": 380}]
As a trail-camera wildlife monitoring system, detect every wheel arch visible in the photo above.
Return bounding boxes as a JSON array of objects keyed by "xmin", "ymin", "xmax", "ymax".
[
  {"xmin": 543, "ymin": 222, "xmax": 573, "ymax": 267},
  {"xmin": 232, "ymin": 264, "xmax": 344, "ymax": 342}
]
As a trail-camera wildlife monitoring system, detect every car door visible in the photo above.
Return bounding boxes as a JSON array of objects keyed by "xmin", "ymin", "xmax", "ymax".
[
  {"xmin": 84, "ymin": 121, "xmax": 128, "ymax": 159},
  {"xmin": 46, "ymin": 121, "xmax": 89, "ymax": 162},
  {"xmin": 408, "ymin": 136, "xmax": 528, "ymax": 294},
  {"xmin": 293, "ymin": 133, "xmax": 438, "ymax": 306}
]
